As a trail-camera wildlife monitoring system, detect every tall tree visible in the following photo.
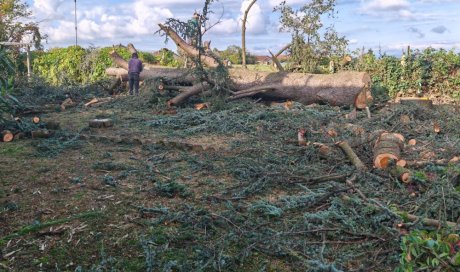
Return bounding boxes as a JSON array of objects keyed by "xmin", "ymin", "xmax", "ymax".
[
  {"xmin": 241, "ymin": 0, "xmax": 257, "ymax": 69},
  {"xmin": 0, "ymin": 0, "xmax": 45, "ymax": 49},
  {"xmin": 274, "ymin": 0, "xmax": 347, "ymax": 73}
]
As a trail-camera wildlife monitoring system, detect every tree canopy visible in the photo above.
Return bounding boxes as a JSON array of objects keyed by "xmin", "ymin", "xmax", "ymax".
[
  {"xmin": 275, "ymin": 0, "xmax": 348, "ymax": 73},
  {"xmin": 0, "ymin": 0, "xmax": 45, "ymax": 49}
]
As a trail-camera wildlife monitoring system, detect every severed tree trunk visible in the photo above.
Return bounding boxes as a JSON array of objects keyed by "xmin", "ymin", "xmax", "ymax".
[{"xmin": 106, "ymin": 28, "xmax": 372, "ymax": 108}]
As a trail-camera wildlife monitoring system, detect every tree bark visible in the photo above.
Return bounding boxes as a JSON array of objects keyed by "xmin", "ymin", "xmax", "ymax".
[
  {"xmin": 242, "ymin": 0, "xmax": 257, "ymax": 68},
  {"xmin": 268, "ymin": 49, "xmax": 284, "ymax": 72},
  {"xmin": 275, "ymin": 43, "xmax": 291, "ymax": 58},
  {"xmin": 107, "ymin": 31, "xmax": 372, "ymax": 108},
  {"xmin": 127, "ymin": 43, "xmax": 137, "ymax": 54},
  {"xmin": 158, "ymin": 24, "xmax": 219, "ymax": 68},
  {"xmin": 373, "ymin": 132, "xmax": 405, "ymax": 169},
  {"xmin": 167, "ymin": 82, "xmax": 210, "ymax": 107}
]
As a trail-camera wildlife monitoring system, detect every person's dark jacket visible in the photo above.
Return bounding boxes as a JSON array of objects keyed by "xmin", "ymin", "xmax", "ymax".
[{"xmin": 128, "ymin": 57, "xmax": 143, "ymax": 74}]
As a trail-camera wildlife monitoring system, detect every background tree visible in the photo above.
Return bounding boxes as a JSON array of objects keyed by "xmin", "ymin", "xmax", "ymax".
[
  {"xmin": 274, "ymin": 0, "xmax": 347, "ymax": 73},
  {"xmin": 217, "ymin": 45, "xmax": 255, "ymax": 65},
  {"xmin": 0, "ymin": 0, "xmax": 45, "ymax": 49},
  {"xmin": 241, "ymin": 0, "xmax": 257, "ymax": 68}
]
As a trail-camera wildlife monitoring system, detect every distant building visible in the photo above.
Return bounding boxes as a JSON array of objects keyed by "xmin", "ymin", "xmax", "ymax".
[{"xmin": 254, "ymin": 55, "xmax": 289, "ymax": 65}]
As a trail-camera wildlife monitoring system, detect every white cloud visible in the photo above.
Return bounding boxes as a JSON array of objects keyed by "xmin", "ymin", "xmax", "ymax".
[
  {"xmin": 33, "ymin": 0, "xmax": 65, "ymax": 18},
  {"xmin": 32, "ymin": 0, "xmax": 173, "ymax": 43},
  {"xmin": 269, "ymin": 0, "xmax": 306, "ymax": 7},
  {"xmin": 361, "ymin": 0, "xmax": 410, "ymax": 11}
]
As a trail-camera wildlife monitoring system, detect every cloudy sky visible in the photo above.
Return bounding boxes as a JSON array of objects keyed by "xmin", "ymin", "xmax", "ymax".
[{"xmin": 25, "ymin": 0, "xmax": 460, "ymax": 55}]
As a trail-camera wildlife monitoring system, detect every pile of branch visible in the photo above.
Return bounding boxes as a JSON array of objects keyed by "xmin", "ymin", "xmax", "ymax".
[{"xmin": 106, "ymin": 26, "xmax": 373, "ymax": 108}]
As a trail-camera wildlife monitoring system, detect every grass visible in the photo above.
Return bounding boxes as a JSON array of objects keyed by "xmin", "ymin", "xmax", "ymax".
[
  {"xmin": 0, "ymin": 211, "xmax": 102, "ymax": 245},
  {"xmin": 1, "ymin": 87, "xmax": 459, "ymax": 271}
]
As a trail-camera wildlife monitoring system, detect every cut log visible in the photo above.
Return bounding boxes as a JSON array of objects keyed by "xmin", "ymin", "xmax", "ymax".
[
  {"xmin": 194, "ymin": 102, "xmax": 210, "ymax": 110},
  {"xmin": 84, "ymin": 97, "xmax": 113, "ymax": 107},
  {"xmin": 89, "ymin": 118, "xmax": 114, "ymax": 128},
  {"xmin": 396, "ymin": 159, "xmax": 407, "ymax": 167},
  {"xmin": 45, "ymin": 121, "xmax": 60, "ymax": 130},
  {"xmin": 373, "ymin": 132, "xmax": 405, "ymax": 169},
  {"xmin": 60, "ymin": 98, "xmax": 75, "ymax": 111},
  {"xmin": 400, "ymin": 97, "xmax": 433, "ymax": 108},
  {"xmin": 32, "ymin": 116, "xmax": 40, "ymax": 124},
  {"xmin": 1, "ymin": 130, "xmax": 14, "ymax": 142},
  {"xmin": 433, "ymin": 122, "xmax": 441, "ymax": 134},
  {"xmin": 336, "ymin": 141, "xmax": 367, "ymax": 170},
  {"xmin": 298, "ymin": 129, "xmax": 307, "ymax": 146},
  {"xmin": 390, "ymin": 166, "xmax": 411, "ymax": 183},
  {"xmin": 31, "ymin": 129, "xmax": 51, "ymax": 139},
  {"xmin": 14, "ymin": 132, "xmax": 25, "ymax": 140},
  {"xmin": 407, "ymin": 139, "xmax": 417, "ymax": 146}
]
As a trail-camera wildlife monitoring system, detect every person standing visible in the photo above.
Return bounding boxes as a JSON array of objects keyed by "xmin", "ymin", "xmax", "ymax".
[{"xmin": 128, "ymin": 53, "xmax": 143, "ymax": 95}]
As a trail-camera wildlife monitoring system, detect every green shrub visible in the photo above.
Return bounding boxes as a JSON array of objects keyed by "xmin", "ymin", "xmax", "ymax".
[
  {"xmin": 397, "ymin": 230, "xmax": 460, "ymax": 272},
  {"xmin": 33, "ymin": 46, "xmax": 158, "ymax": 85}
]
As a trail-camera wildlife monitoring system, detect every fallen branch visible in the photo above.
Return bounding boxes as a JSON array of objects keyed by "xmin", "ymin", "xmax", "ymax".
[
  {"xmin": 336, "ymin": 141, "xmax": 367, "ymax": 170},
  {"xmin": 167, "ymin": 82, "xmax": 210, "ymax": 107}
]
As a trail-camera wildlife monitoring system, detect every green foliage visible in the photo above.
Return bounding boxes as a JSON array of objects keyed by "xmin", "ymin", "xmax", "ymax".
[
  {"xmin": 275, "ymin": 0, "xmax": 348, "ymax": 73},
  {"xmin": 155, "ymin": 181, "xmax": 191, "ymax": 198},
  {"xmin": 0, "ymin": 46, "xmax": 19, "ymax": 126},
  {"xmin": 349, "ymin": 47, "xmax": 460, "ymax": 99},
  {"xmin": 397, "ymin": 230, "xmax": 460, "ymax": 272},
  {"xmin": 159, "ymin": 0, "xmax": 232, "ymax": 96},
  {"xmin": 156, "ymin": 48, "xmax": 180, "ymax": 67},
  {"xmin": 217, "ymin": 45, "xmax": 255, "ymax": 65},
  {"xmin": 33, "ymin": 46, "xmax": 157, "ymax": 85}
]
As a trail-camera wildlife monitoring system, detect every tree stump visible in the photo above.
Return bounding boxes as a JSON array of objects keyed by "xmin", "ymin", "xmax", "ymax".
[{"xmin": 89, "ymin": 118, "xmax": 114, "ymax": 128}]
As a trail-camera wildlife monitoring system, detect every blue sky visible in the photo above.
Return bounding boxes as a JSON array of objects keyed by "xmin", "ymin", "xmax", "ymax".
[{"xmin": 25, "ymin": 0, "xmax": 460, "ymax": 56}]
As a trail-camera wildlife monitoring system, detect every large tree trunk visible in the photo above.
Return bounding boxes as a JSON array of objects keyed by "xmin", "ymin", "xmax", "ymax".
[{"xmin": 106, "ymin": 28, "xmax": 372, "ymax": 108}]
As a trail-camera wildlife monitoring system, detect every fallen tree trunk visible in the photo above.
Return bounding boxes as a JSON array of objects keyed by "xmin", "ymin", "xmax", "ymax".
[
  {"xmin": 107, "ymin": 66, "xmax": 372, "ymax": 108},
  {"xmin": 106, "ymin": 29, "xmax": 372, "ymax": 108}
]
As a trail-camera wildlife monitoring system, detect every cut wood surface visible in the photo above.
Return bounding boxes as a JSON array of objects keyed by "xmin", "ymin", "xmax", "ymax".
[
  {"xmin": 89, "ymin": 118, "xmax": 114, "ymax": 128},
  {"xmin": 373, "ymin": 132, "xmax": 405, "ymax": 169},
  {"xmin": 1, "ymin": 130, "xmax": 14, "ymax": 142},
  {"xmin": 84, "ymin": 97, "xmax": 113, "ymax": 107},
  {"xmin": 32, "ymin": 116, "xmax": 40, "ymax": 124},
  {"xmin": 390, "ymin": 166, "xmax": 411, "ymax": 183},
  {"xmin": 60, "ymin": 98, "xmax": 75, "ymax": 111}
]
